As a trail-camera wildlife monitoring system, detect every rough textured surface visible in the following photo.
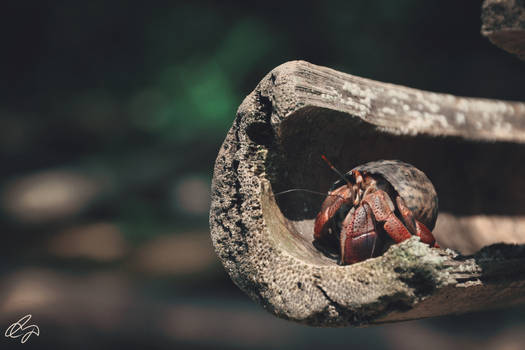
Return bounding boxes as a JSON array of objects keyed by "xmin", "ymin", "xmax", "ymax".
[
  {"xmin": 482, "ymin": 0, "xmax": 525, "ymax": 60},
  {"xmin": 210, "ymin": 60, "xmax": 525, "ymax": 326}
]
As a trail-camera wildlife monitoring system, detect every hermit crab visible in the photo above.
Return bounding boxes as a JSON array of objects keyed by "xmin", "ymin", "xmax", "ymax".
[{"xmin": 314, "ymin": 157, "xmax": 439, "ymax": 265}]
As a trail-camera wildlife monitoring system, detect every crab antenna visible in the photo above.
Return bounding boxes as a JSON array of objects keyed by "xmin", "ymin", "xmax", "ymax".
[
  {"xmin": 274, "ymin": 188, "xmax": 345, "ymax": 201},
  {"xmin": 321, "ymin": 155, "xmax": 353, "ymax": 188}
]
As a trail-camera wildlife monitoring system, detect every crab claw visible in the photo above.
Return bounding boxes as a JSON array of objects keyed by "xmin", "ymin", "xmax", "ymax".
[{"xmin": 340, "ymin": 204, "xmax": 382, "ymax": 265}]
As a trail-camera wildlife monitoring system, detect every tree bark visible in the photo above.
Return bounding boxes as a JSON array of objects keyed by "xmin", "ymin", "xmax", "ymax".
[
  {"xmin": 209, "ymin": 60, "xmax": 525, "ymax": 326},
  {"xmin": 482, "ymin": 0, "xmax": 525, "ymax": 60}
]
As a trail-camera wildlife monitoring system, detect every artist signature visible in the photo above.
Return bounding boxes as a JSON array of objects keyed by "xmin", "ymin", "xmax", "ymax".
[{"xmin": 5, "ymin": 314, "xmax": 40, "ymax": 344}]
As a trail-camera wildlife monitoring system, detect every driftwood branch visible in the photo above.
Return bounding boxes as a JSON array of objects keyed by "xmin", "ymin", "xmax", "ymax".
[
  {"xmin": 482, "ymin": 0, "xmax": 525, "ymax": 60},
  {"xmin": 209, "ymin": 60, "xmax": 525, "ymax": 326}
]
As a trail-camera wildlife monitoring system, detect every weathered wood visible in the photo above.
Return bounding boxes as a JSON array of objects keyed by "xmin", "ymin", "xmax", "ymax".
[
  {"xmin": 482, "ymin": 0, "xmax": 525, "ymax": 60},
  {"xmin": 209, "ymin": 60, "xmax": 525, "ymax": 326}
]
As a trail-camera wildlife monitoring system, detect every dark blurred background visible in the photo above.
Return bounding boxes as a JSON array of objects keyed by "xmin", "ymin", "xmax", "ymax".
[{"xmin": 1, "ymin": 1, "xmax": 524, "ymax": 349}]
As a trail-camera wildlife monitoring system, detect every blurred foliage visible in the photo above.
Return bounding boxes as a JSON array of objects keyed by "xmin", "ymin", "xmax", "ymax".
[{"xmin": 0, "ymin": 1, "xmax": 524, "ymax": 348}]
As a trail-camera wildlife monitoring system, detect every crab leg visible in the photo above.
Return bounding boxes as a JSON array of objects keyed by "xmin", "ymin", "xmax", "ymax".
[
  {"xmin": 415, "ymin": 221, "xmax": 439, "ymax": 247},
  {"xmin": 362, "ymin": 190, "xmax": 413, "ymax": 243},
  {"xmin": 314, "ymin": 185, "xmax": 354, "ymax": 241},
  {"xmin": 394, "ymin": 196, "xmax": 418, "ymax": 235},
  {"xmin": 395, "ymin": 195, "xmax": 438, "ymax": 246}
]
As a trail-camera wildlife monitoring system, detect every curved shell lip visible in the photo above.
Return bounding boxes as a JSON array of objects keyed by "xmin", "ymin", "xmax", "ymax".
[{"xmin": 330, "ymin": 160, "xmax": 439, "ymax": 231}]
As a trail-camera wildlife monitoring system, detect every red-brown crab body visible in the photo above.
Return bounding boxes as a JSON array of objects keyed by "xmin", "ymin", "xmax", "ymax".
[{"xmin": 314, "ymin": 160, "xmax": 438, "ymax": 265}]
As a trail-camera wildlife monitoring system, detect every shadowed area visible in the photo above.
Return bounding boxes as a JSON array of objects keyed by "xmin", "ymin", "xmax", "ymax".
[{"xmin": 270, "ymin": 107, "xmax": 525, "ymax": 255}]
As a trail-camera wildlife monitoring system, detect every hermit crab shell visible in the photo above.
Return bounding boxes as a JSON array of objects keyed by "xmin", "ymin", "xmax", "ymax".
[{"xmin": 331, "ymin": 160, "xmax": 439, "ymax": 231}]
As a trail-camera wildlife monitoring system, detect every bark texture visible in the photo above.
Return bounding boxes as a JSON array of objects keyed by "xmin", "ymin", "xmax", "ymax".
[
  {"xmin": 209, "ymin": 60, "xmax": 525, "ymax": 326},
  {"xmin": 482, "ymin": 0, "xmax": 525, "ymax": 60}
]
